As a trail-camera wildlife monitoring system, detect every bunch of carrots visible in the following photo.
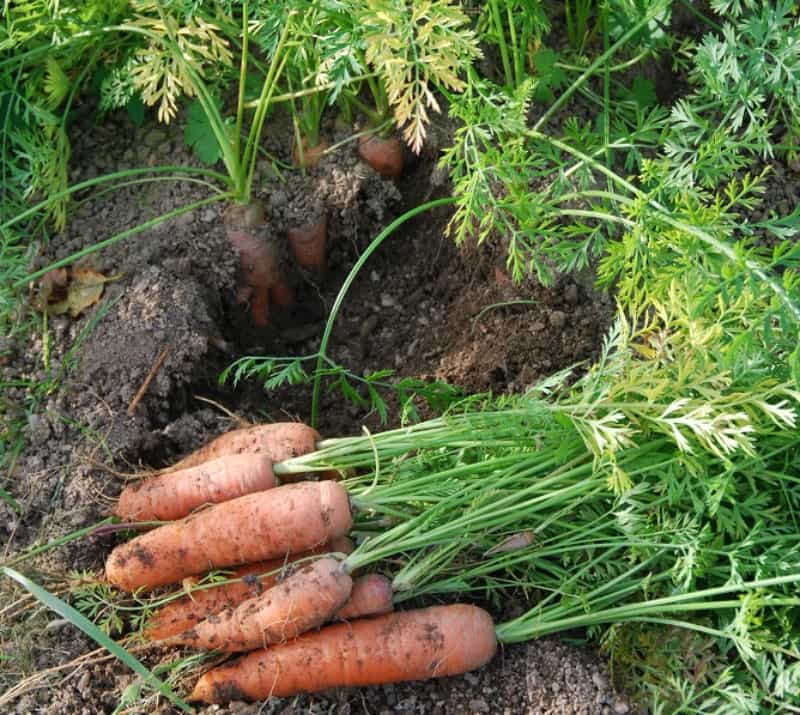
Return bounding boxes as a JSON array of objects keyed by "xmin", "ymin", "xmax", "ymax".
[{"xmin": 106, "ymin": 422, "xmax": 497, "ymax": 704}]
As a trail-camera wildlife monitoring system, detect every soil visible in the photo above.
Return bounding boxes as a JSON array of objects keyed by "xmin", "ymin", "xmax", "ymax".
[{"xmin": 1, "ymin": 101, "xmax": 622, "ymax": 715}]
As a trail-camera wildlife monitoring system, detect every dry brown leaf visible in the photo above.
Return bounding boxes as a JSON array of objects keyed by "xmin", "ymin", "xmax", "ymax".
[
  {"xmin": 484, "ymin": 531, "xmax": 536, "ymax": 556},
  {"xmin": 36, "ymin": 267, "xmax": 119, "ymax": 317}
]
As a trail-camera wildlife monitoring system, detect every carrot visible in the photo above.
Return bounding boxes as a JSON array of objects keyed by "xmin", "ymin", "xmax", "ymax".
[
  {"xmin": 168, "ymin": 422, "xmax": 320, "ymax": 474},
  {"xmin": 225, "ymin": 202, "xmax": 290, "ymax": 326},
  {"xmin": 292, "ymin": 137, "xmax": 329, "ymax": 168},
  {"xmin": 358, "ymin": 134, "xmax": 403, "ymax": 178},
  {"xmin": 105, "ymin": 481, "xmax": 352, "ymax": 592},
  {"xmin": 333, "ymin": 574, "xmax": 393, "ymax": 621},
  {"xmin": 114, "ymin": 453, "xmax": 277, "ymax": 522},
  {"xmin": 143, "ymin": 537, "xmax": 355, "ymax": 640},
  {"xmin": 189, "ymin": 604, "xmax": 497, "ymax": 703},
  {"xmin": 167, "ymin": 557, "xmax": 352, "ymax": 652},
  {"xmin": 287, "ymin": 216, "xmax": 327, "ymax": 275}
]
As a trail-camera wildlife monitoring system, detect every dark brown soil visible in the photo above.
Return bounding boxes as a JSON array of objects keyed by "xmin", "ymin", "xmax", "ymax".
[{"xmin": 0, "ymin": 104, "xmax": 621, "ymax": 714}]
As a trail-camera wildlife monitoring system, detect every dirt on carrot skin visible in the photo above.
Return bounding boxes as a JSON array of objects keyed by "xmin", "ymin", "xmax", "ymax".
[{"xmin": 1, "ymin": 103, "xmax": 624, "ymax": 714}]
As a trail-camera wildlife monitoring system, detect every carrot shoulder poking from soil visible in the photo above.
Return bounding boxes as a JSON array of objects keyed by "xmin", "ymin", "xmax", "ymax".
[
  {"xmin": 114, "ymin": 453, "xmax": 277, "ymax": 522},
  {"xmin": 105, "ymin": 481, "xmax": 352, "ymax": 592},
  {"xmin": 287, "ymin": 216, "xmax": 327, "ymax": 276},
  {"xmin": 143, "ymin": 536, "xmax": 355, "ymax": 640},
  {"xmin": 358, "ymin": 134, "xmax": 403, "ymax": 179},
  {"xmin": 165, "ymin": 557, "xmax": 353, "ymax": 652},
  {"xmin": 167, "ymin": 422, "xmax": 320, "ymax": 474},
  {"xmin": 189, "ymin": 604, "xmax": 497, "ymax": 703}
]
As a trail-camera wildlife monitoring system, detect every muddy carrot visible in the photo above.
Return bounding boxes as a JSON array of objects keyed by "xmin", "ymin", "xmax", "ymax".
[
  {"xmin": 333, "ymin": 574, "xmax": 393, "ymax": 621},
  {"xmin": 105, "ymin": 481, "xmax": 352, "ymax": 592},
  {"xmin": 143, "ymin": 537, "xmax": 355, "ymax": 640},
  {"xmin": 165, "ymin": 557, "xmax": 352, "ymax": 652},
  {"xmin": 168, "ymin": 423, "xmax": 320, "ymax": 473},
  {"xmin": 115, "ymin": 454, "xmax": 277, "ymax": 522},
  {"xmin": 189, "ymin": 604, "xmax": 497, "ymax": 703}
]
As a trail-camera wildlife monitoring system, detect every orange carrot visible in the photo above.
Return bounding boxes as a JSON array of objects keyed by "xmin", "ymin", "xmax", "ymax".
[
  {"xmin": 165, "ymin": 557, "xmax": 352, "ymax": 652},
  {"xmin": 189, "ymin": 604, "xmax": 497, "ymax": 703},
  {"xmin": 105, "ymin": 481, "xmax": 352, "ymax": 592},
  {"xmin": 333, "ymin": 574, "xmax": 393, "ymax": 621},
  {"xmin": 287, "ymin": 217, "xmax": 327, "ymax": 275},
  {"xmin": 168, "ymin": 423, "xmax": 319, "ymax": 474},
  {"xmin": 358, "ymin": 134, "xmax": 403, "ymax": 178},
  {"xmin": 292, "ymin": 137, "xmax": 329, "ymax": 168},
  {"xmin": 143, "ymin": 537, "xmax": 355, "ymax": 640},
  {"xmin": 115, "ymin": 454, "xmax": 277, "ymax": 523}
]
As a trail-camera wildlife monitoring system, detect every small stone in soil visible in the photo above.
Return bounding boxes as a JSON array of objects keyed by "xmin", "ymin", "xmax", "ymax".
[{"xmin": 549, "ymin": 310, "xmax": 567, "ymax": 329}]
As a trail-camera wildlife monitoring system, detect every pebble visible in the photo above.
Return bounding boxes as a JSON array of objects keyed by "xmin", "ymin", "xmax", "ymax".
[
  {"xmin": 613, "ymin": 701, "xmax": 630, "ymax": 714},
  {"xmin": 565, "ymin": 284, "xmax": 579, "ymax": 305},
  {"xmin": 380, "ymin": 293, "xmax": 395, "ymax": 308},
  {"xmin": 27, "ymin": 413, "xmax": 52, "ymax": 446},
  {"xmin": 200, "ymin": 208, "xmax": 217, "ymax": 223},
  {"xmin": 45, "ymin": 618, "xmax": 70, "ymax": 633},
  {"xmin": 468, "ymin": 699, "xmax": 489, "ymax": 713},
  {"xmin": 592, "ymin": 672, "xmax": 609, "ymax": 690},
  {"xmin": 143, "ymin": 128, "xmax": 167, "ymax": 148},
  {"xmin": 548, "ymin": 310, "xmax": 567, "ymax": 329},
  {"xmin": 77, "ymin": 670, "xmax": 91, "ymax": 696}
]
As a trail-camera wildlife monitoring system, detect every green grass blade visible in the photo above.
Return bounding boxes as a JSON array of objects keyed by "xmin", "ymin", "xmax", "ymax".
[{"xmin": 0, "ymin": 567, "xmax": 193, "ymax": 713}]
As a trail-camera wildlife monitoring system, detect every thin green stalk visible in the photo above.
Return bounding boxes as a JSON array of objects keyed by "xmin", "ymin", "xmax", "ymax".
[
  {"xmin": 533, "ymin": 3, "xmax": 662, "ymax": 131},
  {"xmin": 233, "ymin": 0, "xmax": 249, "ymax": 161},
  {"xmin": 2, "ymin": 166, "xmax": 230, "ymax": 235},
  {"xmin": 1, "ymin": 518, "xmax": 113, "ymax": 568},
  {"xmin": 505, "ymin": 2, "xmax": 521, "ymax": 89},
  {"xmin": 19, "ymin": 194, "xmax": 231, "ymax": 287},
  {"xmin": 242, "ymin": 22, "xmax": 292, "ymax": 202},
  {"xmin": 489, "ymin": 0, "xmax": 513, "ymax": 91},
  {"xmin": 308, "ymin": 197, "xmax": 456, "ymax": 428},
  {"xmin": 496, "ymin": 573, "xmax": 800, "ymax": 642},
  {"xmin": 1, "ymin": 567, "xmax": 192, "ymax": 712}
]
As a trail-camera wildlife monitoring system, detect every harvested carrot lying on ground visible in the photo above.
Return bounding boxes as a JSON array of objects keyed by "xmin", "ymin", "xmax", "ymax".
[
  {"xmin": 167, "ymin": 422, "xmax": 319, "ymax": 474},
  {"xmin": 165, "ymin": 557, "xmax": 352, "ymax": 652},
  {"xmin": 143, "ymin": 537, "xmax": 355, "ymax": 640},
  {"xmin": 105, "ymin": 481, "xmax": 352, "ymax": 591},
  {"xmin": 333, "ymin": 573, "xmax": 393, "ymax": 621},
  {"xmin": 115, "ymin": 454, "xmax": 276, "ymax": 522},
  {"xmin": 189, "ymin": 604, "xmax": 497, "ymax": 703}
]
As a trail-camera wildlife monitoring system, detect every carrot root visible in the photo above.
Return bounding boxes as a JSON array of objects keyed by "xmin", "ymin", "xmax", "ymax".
[
  {"xmin": 168, "ymin": 423, "xmax": 320, "ymax": 473},
  {"xmin": 105, "ymin": 481, "xmax": 352, "ymax": 592},
  {"xmin": 143, "ymin": 537, "xmax": 356, "ymax": 640},
  {"xmin": 358, "ymin": 134, "xmax": 403, "ymax": 178},
  {"xmin": 334, "ymin": 574, "xmax": 393, "ymax": 621},
  {"xmin": 287, "ymin": 217, "xmax": 327, "ymax": 275},
  {"xmin": 189, "ymin": 604, "xmax": 497, "ymax": 703},
  {"xmin": 114, "ymin": 453, "xmax": 276, "ymax": 523},
  {"xmin": 170, "ymin": 557, "xmax": 352, "ymax": 652}
]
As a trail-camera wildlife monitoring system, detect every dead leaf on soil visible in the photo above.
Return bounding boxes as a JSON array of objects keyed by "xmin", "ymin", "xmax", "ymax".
[
  {"xmin": 484, "ymin": 530, "xmax": 536, "ymax": 556},
  {"xmin": 33, "ymin": 267, "xmax": 120, "ymax": 317}
]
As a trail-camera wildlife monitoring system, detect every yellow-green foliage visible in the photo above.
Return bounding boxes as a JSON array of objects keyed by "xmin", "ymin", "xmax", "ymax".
[
  {"xmin": 360, "ymin": 0, "xmax": 480, "ymax": 152},
  {"xmin": 129, "ymin": 6, "xmax": 232, "ymax": 123}
]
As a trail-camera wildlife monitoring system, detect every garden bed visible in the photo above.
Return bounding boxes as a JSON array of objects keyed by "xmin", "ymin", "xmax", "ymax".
[
  {"xmin": 0, "ymin": 109, "xmax": 623, "ymax": 713},
  {"xmin": 3, "ymin": 2, "xmax": 800, "ymax": 713}
]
